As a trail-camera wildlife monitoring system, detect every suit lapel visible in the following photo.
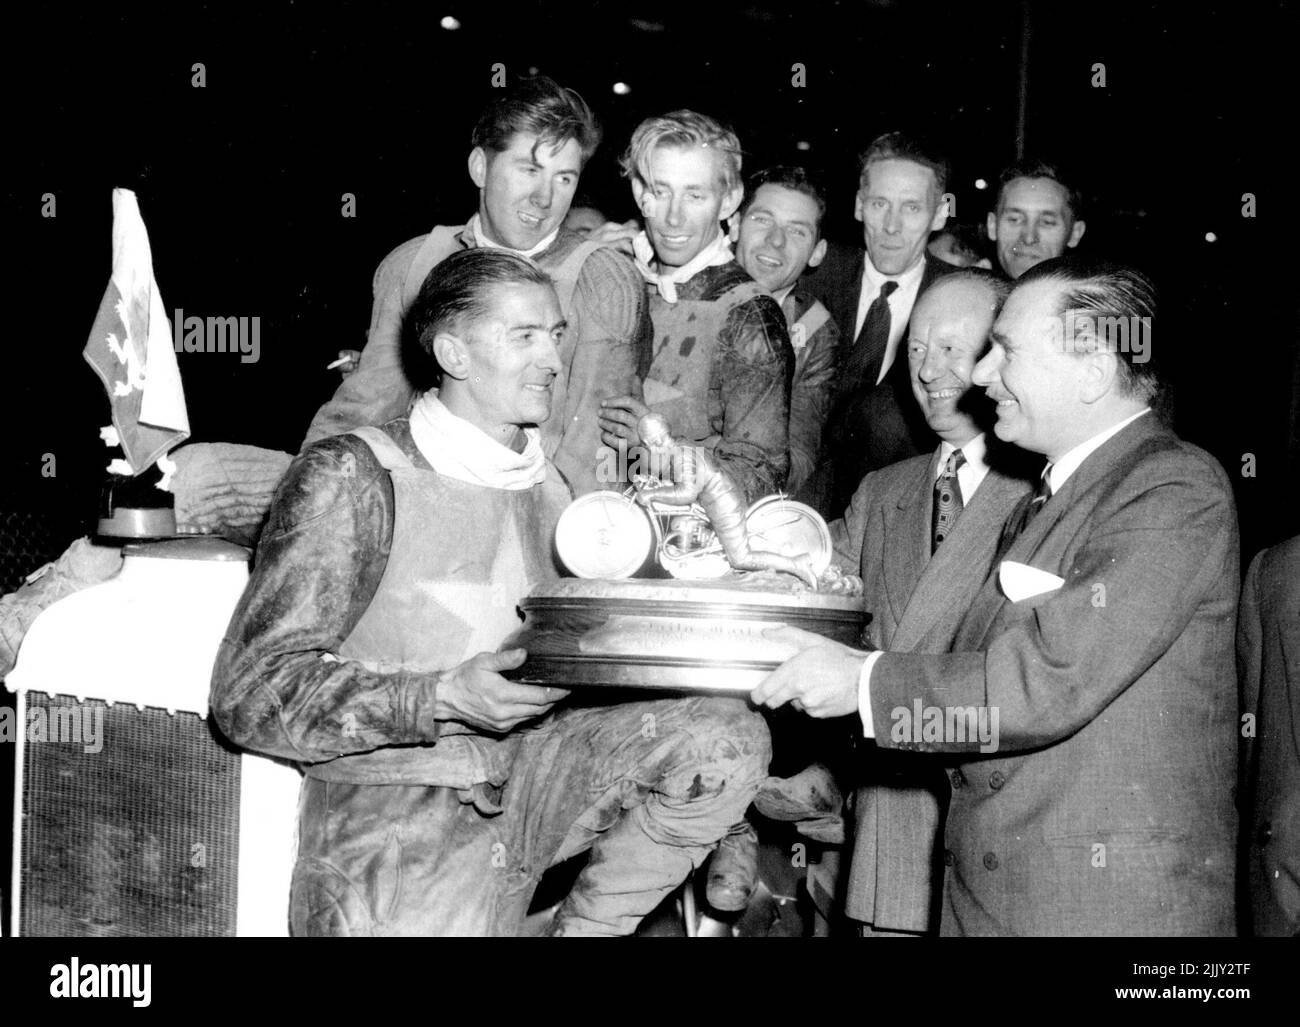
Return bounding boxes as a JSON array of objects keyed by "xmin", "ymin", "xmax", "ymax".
[
  {"xmin": 918, "ymin": 253, "xmax": 948, "ymax": 295},
  {"xmin": 880, "ymin": 455, "xmax": 935, "ymax": 629},
  {"xmin": 917, "ymin": 254, "xmax": 937, "ymax": 296},
  {"xmin": 837, "ymin": 248, "xmax": 866, "ymax": 352},
  {"xmin": 847, "ymin": 248, "xmax": 866, "ymax": 329},
  {"xmin": 891, "ymin": 470, "xmax": 1028, "ymax": 652},
  {"xmin": 957, "ymin": 413, "xmax": 1169, "ymax": 648}
]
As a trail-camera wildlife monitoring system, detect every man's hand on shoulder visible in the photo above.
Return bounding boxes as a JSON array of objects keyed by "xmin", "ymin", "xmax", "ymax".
[
  {"xmin": 586, "ymin": 219, "xmax": 640, "ymax": 257},
  {"xmin": 434, "ymin": 648, "xmax": 569, "ymax": 734}
]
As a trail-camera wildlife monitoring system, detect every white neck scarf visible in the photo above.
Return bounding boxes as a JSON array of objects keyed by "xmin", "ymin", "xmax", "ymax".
[
  {"xmin": 408, "ymin": 392, "xmax": 546, "ymax": 491},
  {"xmin": 633, "ymin": 229, "xmax": 734, "ymax": 303},
  {"xmin": 466, "ymin": 212, "xmax": 559, "ymax": 259}
]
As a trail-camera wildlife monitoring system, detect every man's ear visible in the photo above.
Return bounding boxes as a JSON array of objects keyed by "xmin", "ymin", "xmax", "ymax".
[
  {"xmin": 853, "ymin": 188, "xmax": 866, "ymax": 223},
  {"xmin": 808, "ymin": 237, "xmax": 828, "ymax": 269},
  {"xmin": 1079, "ymin": 346, "xmax": 1119, "ymax": 404},
  {"xmin": 727, "ymin": 213, "xmax": 742, "ymax": 243},
  {"xmin": 719, "ymin": 184, "xmax": 745, "ymax": 223},
  {"xmin": 1067, "ymin": 218, "xmax": 1087, "ymax": 249},
  {"xmin": 987, "ymin": 211, "xmax": 999, "ymax": 242},
  {"xmin": 928, "ymin": 193, "xmax": 949, "ymax": 234},
  {"xmin": 631, "ymin": 176, "xmax": 653, "ymax": 218},
  {"xmin": 433, "ymin": 332, "xmax": 470, "ymax": 383},
  {"xmin": 467, "ymin": 147, "xmax": 488, "ymax": 190}
]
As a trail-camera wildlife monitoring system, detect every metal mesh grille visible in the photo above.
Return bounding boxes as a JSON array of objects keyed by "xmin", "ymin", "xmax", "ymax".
[
  {"xmin": 0, "ymin": 504, "xmax": 87, "ymax": 597},
  {"xmin": 2, "ymin": 501, "xmax": 94, "ymax": 935},
  {"xmin": 19, "ymin": 693, "xmax": 241, "ymax": 937}
]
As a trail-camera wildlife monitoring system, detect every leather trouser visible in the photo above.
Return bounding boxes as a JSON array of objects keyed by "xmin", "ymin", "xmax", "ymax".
[{"xmin": 289, "ymin": 694, "xmax": 771, "ymax": 936}]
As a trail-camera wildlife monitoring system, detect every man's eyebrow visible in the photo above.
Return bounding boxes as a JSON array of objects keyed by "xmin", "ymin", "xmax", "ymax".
[
  {"xmin": 650, "ymin": 175, "xmax": 714, "ymax": 190},
  {"xmin": 867, "ymin": 191, "xmax": 927, "ymax": 204},
  {"xmin": 508, "ymin": 319, "xmax": 569, "ymax": 333},
  {"xmin": 513, "ymin": 156, "xmax": 580, "ymax": 176}
]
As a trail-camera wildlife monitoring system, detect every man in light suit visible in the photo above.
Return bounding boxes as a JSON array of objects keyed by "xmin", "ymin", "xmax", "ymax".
[
  {"xmin": 798, "ymin": 132, "xmax": 956, "ymax": 518},
  {"xmin": 828, "ymin": 270, "xmax": 1033, "ymax": 935},
  {"xmin": 755, "ymin": 257, "xmax": 1240, "ymax": 935},
  {"xmin": 1238, "ymin": 533, "xmax": 1300, "ymax": 936}
]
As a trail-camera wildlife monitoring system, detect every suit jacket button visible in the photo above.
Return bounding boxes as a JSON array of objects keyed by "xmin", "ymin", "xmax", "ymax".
[
  {"xmin": 1257, "ymin": 821, "xmax": 1273, "ymax": 845},
  {"xmin": 950, "ymin": 770, "xmax": 964, "ymax": 789},
  {"xmin": 983, "ymin": 852, "xmax": 999, "ymax": 871},
  {"xmin": 988, "ymin": 770, "xmax": 1006, "ymax": 791},
  {"xmin": 944, "ymin": 849, "xmax": 956, "ymax": 867}
]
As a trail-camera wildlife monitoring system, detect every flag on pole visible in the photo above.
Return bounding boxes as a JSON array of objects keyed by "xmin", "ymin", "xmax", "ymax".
[{"xmin": 82, "ymin": 188, "xmax": 190, "ymax": 475}]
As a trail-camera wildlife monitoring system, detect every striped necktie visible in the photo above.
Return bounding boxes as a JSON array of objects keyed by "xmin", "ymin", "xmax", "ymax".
[{"xmin": 996, "ymin": 466, "xmax": 1054, "ymax": 559}]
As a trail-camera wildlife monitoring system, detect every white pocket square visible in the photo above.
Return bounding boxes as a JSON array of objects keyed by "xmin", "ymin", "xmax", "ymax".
[{"xmin": 998, "ymin": 560, "xmax": 1065, "ymax": 602}]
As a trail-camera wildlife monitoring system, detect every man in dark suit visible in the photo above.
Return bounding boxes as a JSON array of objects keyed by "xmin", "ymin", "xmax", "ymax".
[
  {"xmin": 755, "ymin": 257, "xmax": 1240, "ymax": 936},
  {"xmin": 828, "ymin": 270, "xmax": 1033, "ymax": 935},
  {"xmin": 799, "ymin": 132, "xmax": 956, "ymax": 518},
  {"xmin": 1238, "ymin": 533, "xmax": 1300, "ymax": 936},
  {"xmin": 985, "ymin": 158, "xmax": 1086, "ymax": 281}
]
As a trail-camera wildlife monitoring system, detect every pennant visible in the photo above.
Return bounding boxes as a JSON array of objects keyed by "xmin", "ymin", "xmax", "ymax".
[{"xmin": 82, "ymin": 188, "xmax": 190, "ymax": 475}]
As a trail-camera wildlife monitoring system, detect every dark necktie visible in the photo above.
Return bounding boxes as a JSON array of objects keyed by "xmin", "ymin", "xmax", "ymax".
[
  {"xmin": 841, "ymin": 280, "xmax": 898, "ymax": 394},
  {"xmin": 780, "ymin": 292, "xmax": 799, "ymax": 325},
  {"xmin": 996, "ymin": 466, "xmax": 1054, "ymax": 559},
  {"xmin": 780, "ymin": 293, "xmax": 802, "ymax": 358},
  {"xmin": 932, "ymin": 449, "xmax": 966, "ymax": 554}
]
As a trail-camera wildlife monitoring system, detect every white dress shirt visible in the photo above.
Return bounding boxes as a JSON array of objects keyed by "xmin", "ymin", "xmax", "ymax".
[
  {"xmin": 1047, "ymin": 408, "xmax": 1151, "ymax": 494},
  {"xmin": 852, "ymin": 254, "xmax": 927, "ymax": 385},
  {"xmin": 855, "ymin": 409, "xmax": 1152, "ymax": 737},
  {"xmin": 937, "ymin": 431, "xmax": 991, "ymax": 501}
]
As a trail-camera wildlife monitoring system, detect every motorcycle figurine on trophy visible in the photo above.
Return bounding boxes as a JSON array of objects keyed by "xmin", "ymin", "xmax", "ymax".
[
  {"xmin": 504, "ymin": 412, "xmax": 867, "ymax": 694},
  {"xmin": 628, "ymin": 411, "xmax": 863, "ymax": 595},
  {"xmin": 632, "ymin": 412, "xmax": 824, "ymax": 589}
]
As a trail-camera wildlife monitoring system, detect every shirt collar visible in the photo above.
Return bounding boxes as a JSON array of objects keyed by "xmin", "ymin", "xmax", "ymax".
[
  {"xmin": 465, "ymin": 212, "xmax": 559, "ymax": 259},
  {"xmin": 1048, "ymin": 408, "xmax": 1151, "ymax": 493},
  {"xmin": 937, "ymin": 432, "xmax": 988, "ymax": 478},
  {"xmin": 862, "ymin": 250, "xmax": 926, "ymax": 294}
]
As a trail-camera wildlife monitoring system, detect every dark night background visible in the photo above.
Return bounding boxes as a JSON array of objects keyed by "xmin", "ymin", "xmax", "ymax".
[
  {"xmin": 4, "ymin": 0, "xmax": 1297, "ymax": 563},
  {"xmin": 0, "ymin": 0, "xmax": 1297, "ymax": 947}
]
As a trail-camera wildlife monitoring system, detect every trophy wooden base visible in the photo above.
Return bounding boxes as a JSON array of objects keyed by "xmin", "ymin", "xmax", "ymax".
[{"xmin": 503, "ymin": 577, "xmax": 869, "ymax": 692}]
